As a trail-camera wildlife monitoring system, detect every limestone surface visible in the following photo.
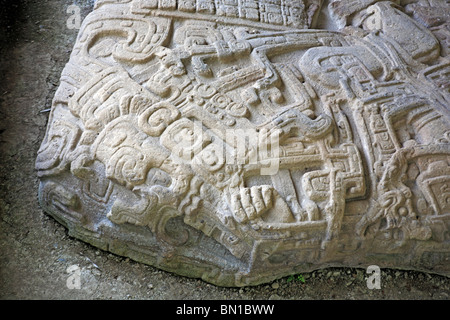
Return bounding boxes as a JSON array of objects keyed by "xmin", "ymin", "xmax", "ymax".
[{"xmin": 37, "ymin": 0, "xmax": 450, "ymax": 286}]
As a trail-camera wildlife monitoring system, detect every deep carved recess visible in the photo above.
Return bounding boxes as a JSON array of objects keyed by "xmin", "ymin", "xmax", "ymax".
[{"xmin": 37, "ymin": 0, "xmax": 450, "ymax": 286}]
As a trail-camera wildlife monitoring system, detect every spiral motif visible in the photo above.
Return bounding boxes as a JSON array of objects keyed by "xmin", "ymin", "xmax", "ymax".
[
  {"xmin": 138, "ymin": 102, "xmax": 180, "ymax": 136},
  {"xmin": 211, "ymin": 93, "xmax": 230, "ymax": 109},
  {"xmin": 36, "ymin": 120, "xmax": 81, "ymax": 177},
  {"xmin": 161, "ymin": 118, "xmax": 211, "ymax": 160},
  {"xmin": 226, "ymin": 102, "xmax": 249, "ymax": 118},
  {"xmin": 106, "ymin": 146, "xmax": 149, "ymax": 186},
  {"xmin": 195, "ymin": 83, "xmax": 217, "ymax": 99}
]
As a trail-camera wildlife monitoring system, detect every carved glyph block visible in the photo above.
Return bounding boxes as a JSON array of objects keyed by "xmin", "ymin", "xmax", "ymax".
[{"xmin": 37, "ymin": 0, "xmax": 450, "ymax": 286}]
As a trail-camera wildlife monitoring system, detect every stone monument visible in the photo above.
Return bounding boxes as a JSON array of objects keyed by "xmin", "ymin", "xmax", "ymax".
[{"xmin": 36, "ymin": 0, "xmax": 450, "ymax": 286}]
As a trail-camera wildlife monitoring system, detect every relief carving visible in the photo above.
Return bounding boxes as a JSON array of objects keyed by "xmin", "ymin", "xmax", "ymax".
[{"xmin": 37, "ymin": 0, "xmax": 449, "ymax": 286}]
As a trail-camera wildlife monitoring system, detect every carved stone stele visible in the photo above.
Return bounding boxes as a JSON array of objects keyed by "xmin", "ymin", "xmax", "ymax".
[{"xmin": 37, "ymin": 0, "xmax": 450, "ymax": 286}]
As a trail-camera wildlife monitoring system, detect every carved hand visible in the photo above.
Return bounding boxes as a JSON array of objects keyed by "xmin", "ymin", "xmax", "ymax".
[{"xmin": 229, "ymin": 185, "xmax": 274, "ymax": 223}]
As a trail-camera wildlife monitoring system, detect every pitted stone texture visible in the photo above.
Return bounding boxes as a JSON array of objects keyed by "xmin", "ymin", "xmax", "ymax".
[{"xmin": 36, "ymin": 0, "xmax": 450, "ymax": 286}]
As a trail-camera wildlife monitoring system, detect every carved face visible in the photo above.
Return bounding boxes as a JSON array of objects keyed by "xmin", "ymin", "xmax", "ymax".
[
  {"xmin": 156, "ymin": 48, "xmax": 186, "ymax": 76},
  {"xmin": 162, "ymin": 54, "xmax": 186, "ymax": 76}
]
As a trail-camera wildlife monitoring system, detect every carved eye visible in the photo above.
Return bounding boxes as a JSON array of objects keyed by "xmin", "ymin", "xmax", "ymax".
[
  {"xmin": 197, "ymin": 144, "xmax": 225, "ymax": 172},
  {"xmin": 185, "ymin": 37, "xmax": 208, "ymax": 48},
  {"xmin": 179, "ymin": 127, "xmax": 195, "ymax": 140},
  {"xmin": 203, "ymin": 149, "xmax": 220, "ymax": 165},
  {"xmin": 362, "ymin": 12, "xmax": 382, "ymax": 31}
]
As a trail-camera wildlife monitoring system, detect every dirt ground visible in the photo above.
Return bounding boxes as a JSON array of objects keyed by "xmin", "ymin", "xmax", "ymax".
[{"xmin": 0, "ymin": 0, "xmax": 449, "ymax": 300}]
